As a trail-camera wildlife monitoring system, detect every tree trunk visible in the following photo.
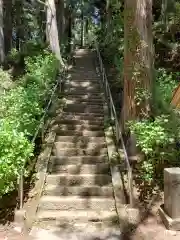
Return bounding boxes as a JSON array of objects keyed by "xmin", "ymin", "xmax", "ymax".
[
  {"xmin": 4, "ymin": 0, "xmax": 12, "ymax": 55},
  {"xmin": 67, "ymin": 11, "xmax": 72, "ymax": 53},
  {"xmin": 56, "ymin": 0, "xmax": 65, "ymax": 42},
  {"xmin": 46, "ymin": 0, "xmax": 64, "ymax": 66},
  {"xmin": 0, "ymin": 0, "xmax": 4, "ymax": 63},
  {"xmin": 15, "ymin": 0, "xmax": 23, "ymax": 51},
  {"xmin": 80, "ymin": 0, "xmax": 84, "ymax": 47},
  {"xmin": 122, "ymin": 0, "xmax": 153, "ymax": 129}
]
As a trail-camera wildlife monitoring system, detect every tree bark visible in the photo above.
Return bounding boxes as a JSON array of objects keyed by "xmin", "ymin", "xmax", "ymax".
[
  {"xmin": 122, "ymin": 0, "xmax": 153, "ymax": 129},
  {"xmin": 15, "ymin": 0, "xmax": 23, "ymax": 51},
  {"xmin": 46, "ymin": 0, "xmax": 64, "ymax": 65},
  {"xmin": 56, "ymin": 0, "xmax": 65, "ymax": 42},
  {"xmin": 0, "ymin": 0, "xmax": 4, "ymax": 63},
  {"xmin": 4, "ymin": 0, "xmax": 12, "ymax": 55}
]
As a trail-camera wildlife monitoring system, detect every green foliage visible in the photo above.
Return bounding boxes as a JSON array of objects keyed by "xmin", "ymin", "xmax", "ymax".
[
  {"xmin": 129, "ymin": 69, "xmax": 180, "ymax": 187},
  {"xmin": 0, "ymin": 69, "xmax": 14, "ymax": 92},
  {"xmin": 129, "ymin": 114, "xmax": 180, "ymax": 189},
  {"xmin": 0, "ymin": 121, "xmax": 33, "ymax": 195},
  {"xmin": 155, "ymin": 68, "xmax": 178, "ymax": 104},
  {"xmin": 0, "ymin": 44, "xmax": 59, "ymax": 196}
]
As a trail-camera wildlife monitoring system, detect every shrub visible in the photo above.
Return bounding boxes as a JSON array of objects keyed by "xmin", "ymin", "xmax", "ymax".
[
  {"xmin": 129, "ymin": 69, "xmax": 180, "ymax": 190},
  {"xmin": 0, "ymin": 121, "xmax": 34, "ymax": 195},
  {"xmin": 0, "ymin": 45, "xmax": 60, "ymax": 196}
]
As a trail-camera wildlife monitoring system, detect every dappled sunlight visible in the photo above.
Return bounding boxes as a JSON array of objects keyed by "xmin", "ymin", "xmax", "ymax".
[{"xmin": 31, "ymin": 49, "xmax": 121, "ymax": 239}]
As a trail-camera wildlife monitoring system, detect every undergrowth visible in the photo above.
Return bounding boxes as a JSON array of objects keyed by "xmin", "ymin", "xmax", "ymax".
[{"xmin": 0, "ymin": 41, "xmax": 60, "ymax": 196}]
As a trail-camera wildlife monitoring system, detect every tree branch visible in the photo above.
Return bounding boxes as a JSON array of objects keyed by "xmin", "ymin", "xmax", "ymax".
[{"xmin": 35, "ymin": 0, "xmax": 47, "ymax": 7}]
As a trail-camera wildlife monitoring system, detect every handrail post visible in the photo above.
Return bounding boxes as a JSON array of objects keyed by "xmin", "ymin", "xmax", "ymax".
[
  {"xmin": 128, "ymin": 167, "xmax": 134, "ymax": 207},
  {"xmin": 19, "ymin": 170, "xmax": 24, "ymax": 209}
]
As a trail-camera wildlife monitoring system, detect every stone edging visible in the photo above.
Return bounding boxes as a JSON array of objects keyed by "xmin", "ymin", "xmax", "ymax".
[
  {"xmin": 96, "ymin": 53, "xmax": 141, "ymax": 233},
  {"xmin": 13, "ymin": 82, "xmax": 67, "ymax": 234},
  {"xmin": 14, "ymin": 128, "xmax": 56, "ymax": 233}
]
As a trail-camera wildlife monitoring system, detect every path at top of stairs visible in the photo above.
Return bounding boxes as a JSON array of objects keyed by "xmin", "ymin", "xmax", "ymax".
[{"xmin": 30, "ymin": 49, "xmax": 121, "ymax": 240}]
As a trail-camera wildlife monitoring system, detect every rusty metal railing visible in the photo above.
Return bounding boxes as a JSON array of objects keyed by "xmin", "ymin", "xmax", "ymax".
[
  {"xmin": 18, "ymin": 69, "xmax": 65, "ymax": 210},
  {"xmin": 95, "ymin": 43, "xmax": 134, "ymax": 207}
]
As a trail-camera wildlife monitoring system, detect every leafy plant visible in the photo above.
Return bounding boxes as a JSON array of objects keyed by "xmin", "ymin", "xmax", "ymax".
[
  {"xmin": 0, "ymin": 43, "xmax": 60, "ymax": 196},
  {"xmin": 0, "ymin": 121, "xmax": 34, "ymax": 196}
]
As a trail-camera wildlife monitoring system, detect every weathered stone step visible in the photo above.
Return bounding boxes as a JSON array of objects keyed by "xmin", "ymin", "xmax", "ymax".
[
  {"xmin": 67, "ymin": 92, "xmax": 103, "ymax": 98},
  {"xmin": 66, "ymin": 99, "xmax": 103, "ymax": 105},
  {"xmin": 56, "ymin": 114, "xmax": 104, "ymax": 121},
  {"xmin": 31, "ymin": 224, "xmax": 121, "ymax": 237},
  {"xmin": 36, "ymin": 210, "xmax": 118, "ymax": 223},
  {"xmin": 65, "ymin": 81, "xmax": 100, "ymax": 88},
  {"xmin": 53, "ymin": 141, "xmax": 106, "ymax": 149},
  {"xmin": 55, "ymin": 135, "xmax": 105, "ymax": 143},
  {"xmin": 70, "ymin": 73, "xmax": 98, "ymax": 77},
  {"xmin": 50, "ymin": 156, "xmax": 108, "ymax": 165},
  {"xmin": 51, "ymin": 163, "xmax": 110, "ymax": 175},
  {"xmin": 66, "ymin": 95, "xmax": 103, "ymax": 102},
  {"xmin": 64, "ymin": 105, "xmax": 104, "ymax": 114},
  {"xmin": 58, "ymin": 124, "xmax": 104, "ymax": 131},
  {"xmin": 46, "ymin": 174, "xmax": 112, "ymax": 186},
  {"xmin": 52, "ymin": 147, "xmax": 108, "ymax": 157},
  {"xmin": 65, "ymin": 86, "xmax": 100, "ymax": 92},
  {"xmin": 56, "ymin": 129, "xmax": 105, "ymax": 137},
  {"xmin": 39, "ymin": 196, "xmax": 115, "ymax": 211},
  {"xmin": 62, "ymin": 112, "xmax": 104, "ymax": 117},
  {"xmin": 43, "ymin": 185, "xmax": 113, "ymax": 197},
  {"xmin": 66, "ymin": 90, "xmax": 101, "ymax": 96},
  {"xmin": 54, "ymin": 119, "xmax": 104, "ymax": 126}
]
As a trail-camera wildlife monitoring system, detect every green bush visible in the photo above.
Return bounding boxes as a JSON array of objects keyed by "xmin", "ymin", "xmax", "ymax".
[
  {"xmin": 0, "ymin": 45, "xmax": 59, "ymax": 196},
  {"xmin": 129, "ymin": 69, "xmax": 180, "ymax": 188},
  {"xmin": 0, "ymin": 121, "xmax": 34, "ymax": 195}
]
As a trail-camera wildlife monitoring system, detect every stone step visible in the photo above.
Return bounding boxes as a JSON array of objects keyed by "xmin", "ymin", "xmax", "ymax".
[
  {"xmin": 54, "ymin": 119, "xmax": 104, "ymax": 126},
  {"xmin": 43, "ymin": 185, "xmax": 113, "ymax": 197},
  {"xmin": 70, "ymin": 73, "xmax": 98, "ymax": 78},
  {"xmin": 56, "ymin": 129, "xmax": 105, "ymax": 137},
  {"xmin": 66, "ymin": 99, "xmax": 103, "ymax": 105},
  {"xmin": 64, "ymin": 105, "xmax": 104, "ymax": 114},
  {"xmin": 56, "ymin": 114, "xmax": 104, "ymax": 121},
  {"xmin": 36, "ymin": 210, "xmax": 118, "ymax": 224},
  {"xmin": 66, "ymin": 95, "xmax": 103, "ymax": 102},
  {"xmin": 50, "ymin": 156, "xmax": 108, "ymax": 165},
  {"xmin": 31, "ymin": 224, "xmax": 121, "ymax": 238},
  {"xmin": 57, "ymin": 124, "xmax": 104, "ymax": 131},
  {"xmin": 62, "ymin": 112, "xmax": 104, "ymax": 117},
  {"xmin": 39, "ymin": 196, "xmax": 115, "ymax": 211},
  {"xmin": 52, "ymin": 146, "xmax": 108, "ymax": 157},
  {"xmin": 67, "ymin": 92, "xmax": 103, "ymax": 98},
  {"xmin": 51, "ymin": 163, "xmax": 110, "ymax": 175},
  {"xmin": 55, "ymin": 136, "xmax": 105, "ymax": 143},
  {"xmin": 46, "ymin": 174, "xmax": 112, "ymax": 186},
  {"xmin": 53, "ymin": 141, "xmax": 106, "ymax": 149},
  {"xmin": 65, "ymin": 86, "xmax": 101, "ymax": 92},
  {"xmin": 65, "ymin": 81, "xmax": 100, "ymax": 88}
]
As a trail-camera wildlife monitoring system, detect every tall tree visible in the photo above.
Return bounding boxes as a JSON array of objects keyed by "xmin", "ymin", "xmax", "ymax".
[
  {"xmin": 56, "ymin": 0, "xmax": 65, "ymax": 42},
  {"xmin": 46, "ymin": 0, "xmax": 64, "ymax": 65},
  {"xmin": 0, "ymin": 0, "xmax": 4, "ymax": 63},
  {"xmin": 15, "ymin": 0, "xmax": 23, "ymax": 50},
  {"xmin": 4, "ymin": 0, "xmax": 13, "ymax": 55},
  {"xmin": 122, "ymin": 0, "xmax": 153, "ymax": 129}
]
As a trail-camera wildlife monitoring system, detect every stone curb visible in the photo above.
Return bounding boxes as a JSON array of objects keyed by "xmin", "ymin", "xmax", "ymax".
[
  {"xmin": 14, "ymin": 128, "xmax": 56, "ymax": 234},
  {"xmin": 14, "ymin": 94, "xmax": 66, "ymax": 234},
  {"xmin": 97, "ymin": 60, "xmax": 140, "ymax": 233}
]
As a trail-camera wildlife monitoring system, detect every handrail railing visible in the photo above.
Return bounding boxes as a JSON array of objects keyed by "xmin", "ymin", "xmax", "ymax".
[
  {"xmin": 95, "ymin": 43, "xmax": 134, "ymax": 207},
  {"xmin": 18, "ymin": 68, "xmax": 65, "ymax": 210}
]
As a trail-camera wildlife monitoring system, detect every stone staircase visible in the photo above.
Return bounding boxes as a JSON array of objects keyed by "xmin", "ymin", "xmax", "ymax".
[{"xmin": 31, "ymin": 49, "xmax": 121, "ymax": 239}]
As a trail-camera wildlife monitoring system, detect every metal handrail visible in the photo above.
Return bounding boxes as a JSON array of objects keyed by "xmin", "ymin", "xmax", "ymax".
[
  {"xmin": 95, "ymin": 43, "xmax": 134, "ymax": 207},
  {"xmin": 18, "ymin": 69, "xmax": 65, "ymax": 210}
]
